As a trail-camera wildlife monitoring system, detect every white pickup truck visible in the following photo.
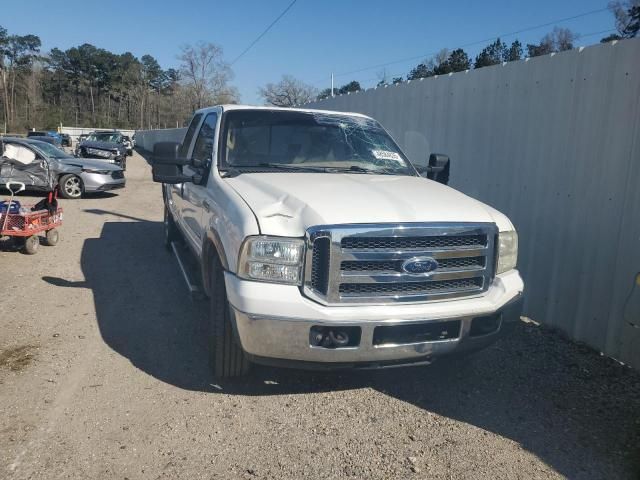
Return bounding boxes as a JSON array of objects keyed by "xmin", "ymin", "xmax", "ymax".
[{"xmin": 152, "ymin": 105, "xmax": 524, "ymax": 378}]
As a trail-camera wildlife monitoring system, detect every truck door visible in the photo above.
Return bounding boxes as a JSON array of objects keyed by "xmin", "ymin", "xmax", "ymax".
[
  {"xmin": 168, "ymin": 113, "xmax": 203, "ymax": 244},
  {"xmin": 180, "ymin": 111, "xmax": 219, "ymax": 253}
]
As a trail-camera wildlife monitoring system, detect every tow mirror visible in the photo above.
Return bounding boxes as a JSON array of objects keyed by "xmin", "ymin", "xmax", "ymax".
[
  {"xmin": 151, "ymin": 141, "xmax": 193, "ymax": 184},
  {"xmin": 426, "ymin": 153, "xmax": 450, "ymax": 185}
]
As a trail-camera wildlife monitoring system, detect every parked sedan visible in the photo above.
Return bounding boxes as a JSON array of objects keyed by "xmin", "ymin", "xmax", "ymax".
[{"xmin": 0, "ymin": 137, "xmax": 125, "ymax": 199}]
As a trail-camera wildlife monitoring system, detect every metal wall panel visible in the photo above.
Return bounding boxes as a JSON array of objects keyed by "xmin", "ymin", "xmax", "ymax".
[{"xmin": 309, "ymin": 38, "xmax": 640, "ymax": 368}]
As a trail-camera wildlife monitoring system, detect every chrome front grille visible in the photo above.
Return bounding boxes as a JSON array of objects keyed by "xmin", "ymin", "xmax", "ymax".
[{"xmin": 303, "ymin": 223, "xmax": 497, "ymax": 305}]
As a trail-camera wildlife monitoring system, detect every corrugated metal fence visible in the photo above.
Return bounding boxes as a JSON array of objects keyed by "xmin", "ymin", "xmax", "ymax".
[{"xmin": 308, "ymin": 38, "xmax": 640, "ymax": 368}]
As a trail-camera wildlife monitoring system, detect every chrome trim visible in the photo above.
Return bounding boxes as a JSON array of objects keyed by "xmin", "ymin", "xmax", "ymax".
[
  {"xmin": 232, "ymin": 307, "xmax": 502, "ymax": 363},
  {"xmin": 303, "ymin": 222, "xmax": 498, "ymax": 305}
]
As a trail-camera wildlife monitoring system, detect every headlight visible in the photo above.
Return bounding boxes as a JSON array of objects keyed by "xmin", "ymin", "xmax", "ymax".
[
  {"xmin": 82, "ymin": 168, "xmax": 110, "ymax": 174},
  {"xmin": 497, "ymin": 230, "xmax": 518, "ymax": 274},
  {"xmin": 238, "ymin": 236, "xmax": 305, "ymax": 285},
  {"xmin": 86, "ymin": 147, "xmax": 111, "ymax": 158}
]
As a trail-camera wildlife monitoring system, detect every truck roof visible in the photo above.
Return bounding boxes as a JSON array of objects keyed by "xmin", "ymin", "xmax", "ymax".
[{"xmin": 195, "ymin": 104, "xmax": 371, "ymax": 120}]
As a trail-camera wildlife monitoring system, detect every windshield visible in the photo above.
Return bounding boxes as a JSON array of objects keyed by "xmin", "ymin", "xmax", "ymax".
[
  {"xmin": 30, "ymin": 141, "xmax": 69, "ymax": 159},
  {"xmin": 221, "ymin": 110, "xmax": 416, "ymax": 176},
  {"xmin": 87, "ymin": 132, "xmax": 121, "ymax": 143}
]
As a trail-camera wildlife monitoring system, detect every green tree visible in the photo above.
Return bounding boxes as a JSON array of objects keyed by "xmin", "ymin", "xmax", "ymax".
[
  {"xmin": 505, "ymin": 40, "xmax": 523, "ymax": 61},
  {"xmin": 0, "ymin": 28, "xmax": 41, "ymax": 131},
  {"xmin": 317, "ymin": 88, "xmax": 333, "ymax": 100},
  {"xmin": 474, "ymin": 38, "xmax": 508, "ymax": 69},
  {"xmin": 337, "ymin": 80, "xmax": 361, "ymax": 94},
  {"xmin": 435, "ymin": 48, "xmax": 470, "ymax": 74},
  {"xmin": 407, "ymin": 62, "xmax": 432, "ymax": 80}
]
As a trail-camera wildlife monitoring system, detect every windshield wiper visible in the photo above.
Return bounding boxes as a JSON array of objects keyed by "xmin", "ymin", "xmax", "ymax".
[
  {"xmin": 325, "ymin": 165, "xmax": 400, "ymax": 175},
  {"xmin": 225, "ymin": 163, "xmax": 403, "ymax": 175},
  {"xmin": 234, "ymin": 163, "xmax": 331, "ymax": 173}
]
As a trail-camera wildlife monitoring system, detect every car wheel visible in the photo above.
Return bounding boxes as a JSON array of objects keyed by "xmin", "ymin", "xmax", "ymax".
[
  {"xmin": 164, "ymin": 204, "xmax": 181, "ymax": 250},
  {"xmin": 59, "ymin": 174, "xmax": 83, "ymax": 199},
  {"xmin": 208, "ymin": 260, "xmax": 251, "ymax": 379},
  {"xmin": 23, "ymin": 235, "xmax": 39, "ymax": 255},
  {"xmin": 45, "ymin": 228, "xmax": 59, "ymax": 246}
]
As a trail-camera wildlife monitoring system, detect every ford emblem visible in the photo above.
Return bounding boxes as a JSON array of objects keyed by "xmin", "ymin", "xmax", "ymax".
[{"xmin": 402, "ymin": 257, "xmax": 439, "ymax": 275}]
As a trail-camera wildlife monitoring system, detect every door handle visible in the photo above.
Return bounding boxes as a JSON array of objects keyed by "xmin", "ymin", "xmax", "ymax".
[{"xmin": 202, "ymin": 200, "xmax": 211, "ymax": 212}]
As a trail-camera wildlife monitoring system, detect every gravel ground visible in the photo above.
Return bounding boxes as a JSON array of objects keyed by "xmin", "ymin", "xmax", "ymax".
[{"xmin": 0, "ymin": 152, "xmax": 638, "ymax": 479}]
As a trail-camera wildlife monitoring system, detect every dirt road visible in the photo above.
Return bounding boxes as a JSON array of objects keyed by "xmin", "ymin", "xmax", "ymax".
[{"xmin": 1, "ymin": 153, "xmax": 638, "ymax": 479}]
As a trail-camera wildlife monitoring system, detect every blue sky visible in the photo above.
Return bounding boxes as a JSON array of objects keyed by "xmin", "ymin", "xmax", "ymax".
[{"xmin": 2, "ymin": 0, "xmax": 616, "ymax": 104}]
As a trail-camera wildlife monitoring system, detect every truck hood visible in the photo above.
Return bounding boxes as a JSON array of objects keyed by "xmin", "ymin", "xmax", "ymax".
[
  {"xmin": 225, "ymin": 173, "xmax": 514, "ymax": 236},
  {"xmin": 79, "ymin": 141, "xmax": 123, "ymax": 152}
]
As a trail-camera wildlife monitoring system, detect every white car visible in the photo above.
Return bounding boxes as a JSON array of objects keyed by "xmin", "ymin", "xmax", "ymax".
[{"xmin": 152, "ymin": 105, "xmax": 524, "ymax": 378}]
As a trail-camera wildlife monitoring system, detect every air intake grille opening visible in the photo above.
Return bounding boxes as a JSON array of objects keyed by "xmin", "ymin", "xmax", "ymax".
[
  {"xmin": 341, "ymin": 235, "xmax": 486, "ymax": 251},
  {"xmin": 310, "ymin": 237, "xmax": 331, "ymax": 295},
  {"xmin": 340, "ymin": 256, "xmax": 485, "ymax": 273},
  {"xmin": 373, "ymin": 320, "xmax": 461, "ymax": 345},
  {"xmin": 339, "ymin": 277, "xmax": 484, "ymax": 297}
]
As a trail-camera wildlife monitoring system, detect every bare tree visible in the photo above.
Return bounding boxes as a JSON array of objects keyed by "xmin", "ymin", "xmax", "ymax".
[
  {"xmin": 528, "ymin": 27, "xmax": 578, "ymax": 57},
  {"xmin": 259, "ymin": 75, "xmax": 318, "ymax": 107},
  {"xmin": 178, "ymin": 42, "xmax": 237, "ymax": 110},
  {"xmin": 608, "ymin": 0, "xmax": 640, "ymax": 37}
]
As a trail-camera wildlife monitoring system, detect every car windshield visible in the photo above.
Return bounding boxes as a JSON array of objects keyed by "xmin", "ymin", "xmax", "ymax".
[
  {"xmin": 221, "ymin": 110, "xmax": 416, "ymax": 176},
  {"xmin": 87, "ymin": 132, "xmax": 121, "ymax": 143},
  {"xmin": 30, "ymin": 141, "xmax": 69, "ymax": 159}
]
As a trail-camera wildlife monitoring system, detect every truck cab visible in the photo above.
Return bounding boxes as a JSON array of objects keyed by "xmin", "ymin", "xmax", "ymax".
[{"xmin": 152, "ymin": 105, "xmax": 524, "ymax": 378}]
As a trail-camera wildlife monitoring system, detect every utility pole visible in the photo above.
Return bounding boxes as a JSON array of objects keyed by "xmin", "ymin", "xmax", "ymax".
[{"xmin": 331, "ymin": 73, "xmax": 334, "ymax": 98}]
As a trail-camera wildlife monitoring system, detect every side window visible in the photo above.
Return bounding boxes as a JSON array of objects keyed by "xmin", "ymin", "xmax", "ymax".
[
  {"xmin": 3, "ymin": 144, "xmax": 37, "ymax": 165},
  {"xmin": 192, "ymin": 112, "xmax": 218, "ymax": 165},
  {"xmin": 178, "ymin": 113, "xmax": 203, "ymax": 158}
]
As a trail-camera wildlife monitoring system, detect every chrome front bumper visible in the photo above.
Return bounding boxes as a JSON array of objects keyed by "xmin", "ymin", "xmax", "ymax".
[{"xmin": 230, "ymin": 293, "xmax": 523, "ymax": 368}]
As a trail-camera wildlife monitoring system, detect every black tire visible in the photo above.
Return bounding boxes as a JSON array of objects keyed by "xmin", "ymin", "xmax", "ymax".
[
  {"xmin": 45, "ymin": 228, "xmax": 59, "ymax": 246},
  {"xmin": 163, "ymin": 205, "xmax": 181, "ymax": 250},
  {"xmin": 208, "ymin": 262, "xmax": 250, "ymax": 379},
  {"xmin": 23, "ymin": 235, "xmax": 39, "ymax": 255},
  {"xmin": 59, "ymin": 174, "xmax": 83, "ymax": 199}
]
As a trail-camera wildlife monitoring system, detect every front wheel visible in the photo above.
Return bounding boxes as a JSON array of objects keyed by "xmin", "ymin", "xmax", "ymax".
[
  {"xmin": 59, "ymin": 174, "xmax": 83, "ymax": 199},
  {"xmin": 23, "ymin": 235, "xmax": 39, "ymax": 255},
  {"xmin": 45, "ymin": 228, "xmax": 59, "ymax": 246},
  {"xmin": 208, "ymin": 262, "xmax": 250, "ymax": 379}
]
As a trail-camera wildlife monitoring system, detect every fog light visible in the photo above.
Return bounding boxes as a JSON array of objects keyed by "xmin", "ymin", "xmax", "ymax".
[{"xmin": 469, "ymin": 314, "xmax": 502, "ymax": 337}]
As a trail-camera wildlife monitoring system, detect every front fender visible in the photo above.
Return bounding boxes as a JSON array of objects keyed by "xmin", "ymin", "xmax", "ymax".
[{"xmin": 201, "ymin": 228, "xmax": 230, "ymax": 296}]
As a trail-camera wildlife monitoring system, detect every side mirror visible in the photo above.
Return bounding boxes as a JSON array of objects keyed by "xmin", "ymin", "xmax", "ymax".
[
  {"xmin": 426, "ymin": 153, "xmax": 450, "ymax": 185},
  {"xmin": 151, "ymin": 141, "xmax": 193, "ymax": 184}
]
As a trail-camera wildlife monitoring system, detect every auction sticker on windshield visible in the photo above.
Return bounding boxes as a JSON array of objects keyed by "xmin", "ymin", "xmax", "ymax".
[{"xmin": 371, "ymin": 149, "xmax": 403, "ymax": 162}]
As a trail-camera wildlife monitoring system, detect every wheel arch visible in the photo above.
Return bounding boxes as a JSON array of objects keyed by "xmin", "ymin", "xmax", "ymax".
[{"xmin": 201, "ymin": 228, "xmax": 230, "ymax": 297}]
